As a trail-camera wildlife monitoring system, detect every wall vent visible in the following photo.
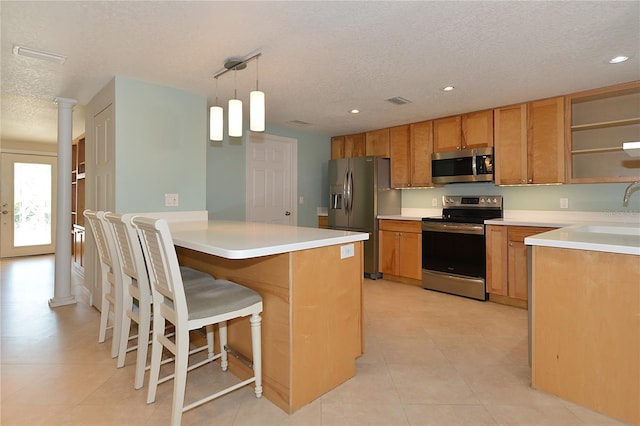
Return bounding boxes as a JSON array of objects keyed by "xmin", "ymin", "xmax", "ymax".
[{"xmin": 288, "ymin": 120, "xmax": 312, "ymax": 126}]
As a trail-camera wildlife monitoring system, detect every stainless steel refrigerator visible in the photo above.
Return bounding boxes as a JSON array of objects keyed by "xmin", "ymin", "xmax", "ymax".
[{"xmin": 328, "ymin": 156, "xmax": 401, "ymax": 279}]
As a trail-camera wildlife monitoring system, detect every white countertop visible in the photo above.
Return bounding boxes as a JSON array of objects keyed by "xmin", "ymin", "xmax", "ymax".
[
  {"xmin": 525, "ymin": 223, "xmax": 640, "ymax": 256},
  {"xmin": 485, "ymin": 210, "xmax": 640, "ymax": 227},
  {"xmin": 170, "ymin": 220, "xmax": 369, "ymax": 259}
]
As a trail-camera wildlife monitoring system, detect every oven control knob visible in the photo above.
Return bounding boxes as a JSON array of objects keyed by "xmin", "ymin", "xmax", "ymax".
[
  {"xmin": 492, "ymin": 198, "xmax": 498, "ymax": 203},
  {"xmin": 480, "ymin": 198, "xmax": 485, "ymax": 203}
]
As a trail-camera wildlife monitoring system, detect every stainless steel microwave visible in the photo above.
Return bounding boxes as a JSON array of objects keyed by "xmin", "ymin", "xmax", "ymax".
[{"xmin": 431, "ymin": 147, "xmax": 494, "ymax": 184}]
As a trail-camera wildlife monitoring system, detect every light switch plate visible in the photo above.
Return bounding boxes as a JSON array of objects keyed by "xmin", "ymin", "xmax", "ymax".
[
  {"xmin": 340, "ymin": 244, "xmax": 354, "ymax": 259},
  {"xmin": 165, "ymin": 193, "xmax": 179, "ymax": 207}
]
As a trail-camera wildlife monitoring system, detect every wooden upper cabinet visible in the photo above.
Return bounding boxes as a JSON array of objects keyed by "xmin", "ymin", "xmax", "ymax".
[
  {"xmin": 410, "ymin": 120, "xmax": 433, "ymax": 187},
  {"xmin": 390, "ymin": 125, "xmax": 411, "ymax": 188},
  {"xmin": 331, "ymin": 133, "xmax": 365, "ymax": 159},
  {"xmin": 345, "ymin": 133, "xmax": 365, "ymax": 158},
  {"xmin": 433, "ymin": 111, "xmax": 493, "ymax": 152},
  {"xmin": 494, "ymin": 98, "xmax": 565, "ymax": 185},
  {"xmin": 494, "ymin": 104, "xmax": 528, "ymax": 185},
  {"xmin": 390, "ymin": 122, "xmax": 433, "ymax": 188},
  {"xmin": 331, "ymin": 136, "xmax": 344, "ymax": 160},
  {"xmin": 433, "ymin": 116, "xmax": 461, "ymax": 152},
  {"xmin": 462, "ymin": 110, "xmax": 494, "ymax": 149},
  {"xmin": 528, "ymin": 97, "xmax": 565, "ymax": 184},
  {"xmin": 567, "ymin": 80, "xmax": 640, "ymax": 183},
  {"xmin": 366, "ymin": 128, "xmax": 390, "ymax": 158}
]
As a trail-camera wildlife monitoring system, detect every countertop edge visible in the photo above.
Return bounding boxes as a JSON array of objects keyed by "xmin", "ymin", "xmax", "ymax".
[
  {"xmin": 525, "ymin": 224, "xmax": 640, "ymax": 256},
  {"xmin": 172, "ymin": 222, "xmax": 369, "ymax": 259}
]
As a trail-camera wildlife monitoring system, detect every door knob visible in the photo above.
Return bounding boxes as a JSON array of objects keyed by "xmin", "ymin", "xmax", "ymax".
[
  {"xmin": 285, "ymin": 211, "xmax": 291, "ymax": 216},
  {"xmin": 1, "ymin": 210, "xmax": 8, "ymax": 215}
]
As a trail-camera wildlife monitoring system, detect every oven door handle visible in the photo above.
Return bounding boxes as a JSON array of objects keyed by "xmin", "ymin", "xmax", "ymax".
[{"xmin": 421, "ymin": 222, "xmax": 484, "ymax": 235}]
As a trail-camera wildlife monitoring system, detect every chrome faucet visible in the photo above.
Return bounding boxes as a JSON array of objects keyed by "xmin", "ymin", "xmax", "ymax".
[{"xmin": 623, "ymin": 181, "xmax": 640, "ymax": 205}]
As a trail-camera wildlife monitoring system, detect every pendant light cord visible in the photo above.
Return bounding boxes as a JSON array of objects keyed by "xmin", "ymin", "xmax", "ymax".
[
  {"xmin": 233, "ymin": 67, "xmax": 237, "ymax": 99},
  {"xmin": 255, "ymin": 56, "xmax": 259, "ymax": 91}
]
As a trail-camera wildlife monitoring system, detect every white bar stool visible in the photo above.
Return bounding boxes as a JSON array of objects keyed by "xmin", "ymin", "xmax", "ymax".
[{"xmin": 133, "ymin": 216, "xmax": 263, "ymax": 426}]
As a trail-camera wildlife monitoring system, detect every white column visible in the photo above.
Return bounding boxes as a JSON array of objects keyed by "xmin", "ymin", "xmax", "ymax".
[{"xmin": 49, "ymin": 97, "xmax": 78, "ymax": 308}]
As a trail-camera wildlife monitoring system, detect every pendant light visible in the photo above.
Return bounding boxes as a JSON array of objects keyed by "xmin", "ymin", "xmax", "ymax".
[
  {"xmin": 228, "ymin": 67, "xmax": 243, "ymax": 137},
  {"xmin": 211, "ymin": 52, "xmax": 264, "ymax": 139},
  {"xmin": 209, "ymin": 77, "xmax": 223, "ymax": 141},
  {"xmin": 250, "ymin": 55, "xmax": 265, "ymax": 132}
]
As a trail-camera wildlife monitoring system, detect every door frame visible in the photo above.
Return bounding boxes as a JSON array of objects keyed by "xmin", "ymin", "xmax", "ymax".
[
  {"xmin": 245, "ymin": 132, "xmax": 298, "ymax": 225},
  {"xmin": 0, "ymin": 151, "xmax": 58, "ymax": 258}
]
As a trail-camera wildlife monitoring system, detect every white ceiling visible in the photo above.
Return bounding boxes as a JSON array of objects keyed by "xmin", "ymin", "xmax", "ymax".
[{"xmin": 1, "ymin": 1, "xmax": 639, "ymax": 145}]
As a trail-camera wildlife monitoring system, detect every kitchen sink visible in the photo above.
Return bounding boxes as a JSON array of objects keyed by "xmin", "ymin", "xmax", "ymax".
[{"xmin": 572, "ymin": 224, "xmax": 640, "ymax": 236}]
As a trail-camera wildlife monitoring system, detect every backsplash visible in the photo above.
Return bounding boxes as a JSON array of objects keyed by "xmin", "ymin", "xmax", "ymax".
[{"xmin": 401, "ymin": 182, "xmax": 640, "ymax": 213}]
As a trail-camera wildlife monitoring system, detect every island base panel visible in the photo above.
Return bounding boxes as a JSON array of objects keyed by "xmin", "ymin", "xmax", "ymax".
[
  {"xmin": 531, "ymin": 246, "xmax": 639, "ymax": 425},
  {"xmin": 176, "ymin": 241, "xmax": 363, "ymax": 414}
]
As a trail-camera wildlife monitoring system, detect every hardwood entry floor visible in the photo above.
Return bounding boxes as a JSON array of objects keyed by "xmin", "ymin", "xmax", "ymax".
[{"xmin": 0, "ymin": 255, "xmax": 624, "ymax": 425}]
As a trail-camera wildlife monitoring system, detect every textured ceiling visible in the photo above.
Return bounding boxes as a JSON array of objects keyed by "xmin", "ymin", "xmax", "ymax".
[{"xmin": 1, "ymin": 1, "xmax": 639, "ymax": 145}]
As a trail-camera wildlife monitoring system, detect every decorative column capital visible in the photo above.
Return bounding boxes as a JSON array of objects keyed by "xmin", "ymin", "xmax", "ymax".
[{"xmin": 54, "ymin": 97, "xmax": 78, "ymax": 108}]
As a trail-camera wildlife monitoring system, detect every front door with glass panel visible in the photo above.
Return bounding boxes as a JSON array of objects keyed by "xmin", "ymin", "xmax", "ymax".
[{"xmin": 0, "ymin": 153, "xmax": 57, "ymax": 258}]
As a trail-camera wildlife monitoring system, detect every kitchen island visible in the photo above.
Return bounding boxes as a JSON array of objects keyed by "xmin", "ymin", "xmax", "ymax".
[
  {"xmin": 169, "ymin": 220, "xmax": 368, "ymax": 414},
  {"xmin": 526, "ymin": 223, "xmax": 640, "ymax": 425}
]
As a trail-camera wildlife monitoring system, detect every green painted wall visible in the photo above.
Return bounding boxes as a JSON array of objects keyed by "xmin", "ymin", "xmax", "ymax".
[
  {"xmin": 114, "ymin": 77, "xmax": 207, "ymax": 212},
  {"xmin": 206, "ymin": 124, "xmax": 330, "ymax": 227}
]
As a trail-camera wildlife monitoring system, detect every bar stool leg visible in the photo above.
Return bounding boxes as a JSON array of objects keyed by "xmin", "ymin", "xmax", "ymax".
[{"xmin": 250, "ymin": 313, "xmax": 262, "ymax": 398}]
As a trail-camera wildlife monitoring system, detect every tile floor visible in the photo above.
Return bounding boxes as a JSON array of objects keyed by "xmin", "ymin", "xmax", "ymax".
[{"xmin": 0, "ymin": 255, "xmax": 626, "ymax": 426}]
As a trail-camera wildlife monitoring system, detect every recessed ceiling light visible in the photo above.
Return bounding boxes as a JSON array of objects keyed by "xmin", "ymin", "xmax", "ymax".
[
  {"xmin": 608, "ymin": 55, "xmax": 629, "ymax": 64},
  {"xmin": 442, "ymin": 86, "xmax": 455, "ymax": 92},
  {"xmin": 350, "ymin": 109, "xmax": 360, "ymax": 114},
  {"xmin": 13, "ymin": 45, "xmax": 67, "ymax": 64}
]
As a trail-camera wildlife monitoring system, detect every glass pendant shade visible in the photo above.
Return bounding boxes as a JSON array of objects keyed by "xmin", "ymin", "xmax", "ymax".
[
  {"xmin": 209, "ymin": 106, "xmax": 223, "ymax": 141},
  {"xmin": 228, "ymin": 99, "xmax": 243, "ymax": 137},
  {"xmin": 250, "ymin": 90, "xmax": 265, "ymax": 132}
]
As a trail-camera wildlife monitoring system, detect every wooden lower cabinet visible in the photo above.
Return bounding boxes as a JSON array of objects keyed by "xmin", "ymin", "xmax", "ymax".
[
  {"xmin": 486, "ymin": 225, "xmax": 555, "ymax": 308},
  {"xmin": 317, "ymin": 215, "xmax": 328, "ymax": 229},
  {"xmin": 379, "ymin": 220, "xmax": 422, "ymax": 283}
]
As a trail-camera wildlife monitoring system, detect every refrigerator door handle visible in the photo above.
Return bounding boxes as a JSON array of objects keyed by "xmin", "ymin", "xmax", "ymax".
[
  {"xmin": 346, "ymin": 169, "xmax": 354, "ymax": 214},
  {"xmin": 342, "ymin": 169, "xmax": 349, "ymax": 214}
]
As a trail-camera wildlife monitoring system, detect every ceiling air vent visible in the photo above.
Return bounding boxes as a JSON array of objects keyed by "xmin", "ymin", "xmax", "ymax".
[
  {"xmin": 288, "ymin": 120, "xmax": 312, "ymax": 127},
  {"xmin": 386, "ymin": 96, "xmax": 411, "ymax": 105}
]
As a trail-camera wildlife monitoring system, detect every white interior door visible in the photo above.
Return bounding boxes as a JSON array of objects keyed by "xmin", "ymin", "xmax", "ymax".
[
  {"xmin": 86, "ymin": 102, "xmax": 116, "ymax": 307},
  {"xmin": 0, "ymin": 153, "xmax": 57, "ymax": 258},
  {"xmin": 246, "ymin": 133, "xmax": 297, "ymax": 225}
]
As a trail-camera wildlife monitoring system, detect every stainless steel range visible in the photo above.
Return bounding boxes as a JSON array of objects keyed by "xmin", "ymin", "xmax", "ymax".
[{"xmin": 421, "ymin": 195, "xmax": 503, "ymax": 300}]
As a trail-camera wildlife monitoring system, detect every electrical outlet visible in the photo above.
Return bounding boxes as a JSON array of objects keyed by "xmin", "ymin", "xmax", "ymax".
[
  {"xmin": 560, "ymin": 198, "xmax": 569, "ymax": 209},
  {"xmin": 340, "ymin": 244, "xmax": 354, "ymax": 259},
  {"xmin": 432, "ymin": 197, "xmax": 438, "ymax": 207},
  {"xmin": 299, "ymin": 196, "xmax": 304, "ymax": 204},
  {"xmin": 165, "ymin": 193, "xmax": 179, "ymax": 207}
]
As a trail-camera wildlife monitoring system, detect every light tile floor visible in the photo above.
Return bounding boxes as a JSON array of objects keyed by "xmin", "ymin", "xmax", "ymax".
[{"xmin": 1, "ymin": 255, "xmax": 627, "ymax": 426}]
